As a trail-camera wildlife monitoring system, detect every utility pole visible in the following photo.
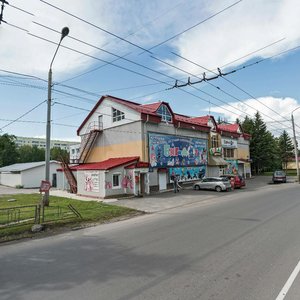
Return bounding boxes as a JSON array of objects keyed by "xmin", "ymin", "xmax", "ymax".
[
  {"xmin": 291, "ymin": 112, "xmax": 300, "ymax": 183},
  {"xmin": 44, "ymin": 27, "xmax": 69, "ymax": 206}
]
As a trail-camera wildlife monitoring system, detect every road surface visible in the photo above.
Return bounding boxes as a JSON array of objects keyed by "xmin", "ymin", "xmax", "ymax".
[{"xmin": 1, "ymin": 182, "xmax": 300, "ymax": 300}]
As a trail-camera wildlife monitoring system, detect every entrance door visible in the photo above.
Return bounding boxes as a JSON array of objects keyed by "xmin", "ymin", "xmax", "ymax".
[
  {"xmin": 140, "ymin": 173, "xmax": 145, "ymax": 195},
  {"xmin": 52, "ymin": 173, "xmax": 57, "ymax": 188},
  {"xmin": 158, "ymin": 172, "xmax": 167, "ymax": 190}
]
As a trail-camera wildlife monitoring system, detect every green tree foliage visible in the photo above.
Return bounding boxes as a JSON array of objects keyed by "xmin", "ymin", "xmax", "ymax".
[
  {"xmin": 50, "ymin": 147, "xmax": 69, "ymax": 162},
  {"xmin": 0, "ymin": 134, "xmax": 19, "ymax": 167},
  {"xmin": 278, "ymin": 130, "xmax": 294, "ymax": 170},
  {"xmin": 242, "ymin": 112, "xmax": 278, "ymax": 174},
  {"xmin": 18, "ymin": 145, "xmax": 45, "ymax": 163}
]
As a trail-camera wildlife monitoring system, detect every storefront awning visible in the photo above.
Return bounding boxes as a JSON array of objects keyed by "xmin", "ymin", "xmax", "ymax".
[{"xmin": 209, "ymin": 156, "xmax": 228, "ymax": 166}]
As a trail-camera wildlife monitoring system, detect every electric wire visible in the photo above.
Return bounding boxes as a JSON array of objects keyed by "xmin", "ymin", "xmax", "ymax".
[
  {"xmin": 7, "ymin": 3, "xmax": 34, "ymax": 16},
  {"xmin": 31, "ymin": 22, "xmax": 178, "ymax": 83},
  {"xmin": 53, "ymin": 0, "xmax": 185, "ymax": 84},
  {"xmin": 2, "ymin": 9, "xmax": 298, "ymax": 135},
  {"xmin": 219, "ymin": 37, "xmax": 286, "ymax": 69},
  {"xmin": 0, "ymin": 100, "xmax": 46, "ymax": 131},
  {"xmin": 171, "ymin": 52, "xmax": 296, "ymax": 130},
  {"xmin": 142, "ymin": 0, "xmax": 243, "ymax": 53},
  {"xmin": 39, "ymin": 0, "xmax": 152, "ymax": 54}
]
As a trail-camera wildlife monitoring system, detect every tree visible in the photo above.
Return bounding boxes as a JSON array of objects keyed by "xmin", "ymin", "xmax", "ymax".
[
  {"xmin": 278, "ymin": 130, "xmax": 294, "ymax": 170},
  {"xmin": 50, "ymin": 147, "xmax": 69, "ymax": 162},
  {"xmin": 18, "ymin": 145, "xmax": 45, "ymax": 163},
  {"xmin": 0, "ymin": 134, "xmax": 19, "ymax": 167},
  {"xmin": 242, "ymin": 112, "xmax": 277, "ymax": 174}
]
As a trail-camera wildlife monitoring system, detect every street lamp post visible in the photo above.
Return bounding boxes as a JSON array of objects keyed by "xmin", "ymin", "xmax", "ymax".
[
  {"xmin": 44, "ymin": 27, "xmax": 69, "ymax": 206},
  {"xmin": 291, "ymin": 107, "xmax": 300, "ymax": 183}
]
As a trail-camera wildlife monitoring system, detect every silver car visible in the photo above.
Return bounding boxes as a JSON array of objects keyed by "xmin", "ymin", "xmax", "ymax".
[{"xmin": 193, "ymin": 177, "xmax": 231, "ymax": 192}]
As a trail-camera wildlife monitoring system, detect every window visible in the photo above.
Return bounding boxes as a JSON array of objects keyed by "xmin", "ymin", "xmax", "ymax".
[
  {"xmin": 112, "ymin": 174, "xmax": 120, "ymax": 188},
  {"xmin": 223, "ymin": 148, "xmax": 235, "ymax": 158},
  {"xmin": 112, "ymin": 108, "xmax": 125, "ymax": 122},
  {"xmin": 157, "ymin": 104, "xmax": 172, "ymax": 122},
  {"xmin": 211, "ymin": 135, "xmax": 219, "ymax": 148}
]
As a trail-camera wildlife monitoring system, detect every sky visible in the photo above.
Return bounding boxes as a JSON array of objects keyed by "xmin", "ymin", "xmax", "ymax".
[{"xmin": 1, "ymin": 0, "xmax": 300, "ymax": 144}]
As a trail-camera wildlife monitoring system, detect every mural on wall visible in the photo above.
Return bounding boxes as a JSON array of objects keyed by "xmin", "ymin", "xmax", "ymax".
[
  {"xmin": 224, "ymin": 160, "xmax": 238, "ymax": 174},
  {"xmin": 84, "ymin": 172, "xmax": 99, "ymax": 192},
  {"xmin": 169, "ymin": 166, "xmax": 206, "ymax": 182},
  {"xmin": 105, "ymin": 181, "xmax": 112, "ymax": 189},
  {"xmin": 121, "ymin": 170, "xmax": 134, "ymax": 189},
  {"xmin": 149, "ymin": 133, "xmax": 207, "ymax": 168}
]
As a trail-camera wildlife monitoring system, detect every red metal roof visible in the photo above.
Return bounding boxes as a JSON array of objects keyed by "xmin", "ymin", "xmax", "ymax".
[
  {"xmin": 125, "ymin": 161, "xmax": 150, "ymax": 169},
  {"xmin": 77, "ymin": 95, "xmax": 210, "ymax": 134},
  {"xmin": 140, "ymin": 102, "xmax": 162, "ymax": 112},
  {"xmin": 190, "ymin": 116, "xmax": 211, "ymax": 125},
  {"xmin": 73, "ymin": 157, "xmax": 139, "ymax": 170},
  {"xmin": 218, "ymin": 123, "xmax": 241, "ymax": 133}
]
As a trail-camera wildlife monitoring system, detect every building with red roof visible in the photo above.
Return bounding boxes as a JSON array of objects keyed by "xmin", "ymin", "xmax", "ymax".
[{"xmin": 58, "ymin": 95, "xmax": 251, "ymax": 198}]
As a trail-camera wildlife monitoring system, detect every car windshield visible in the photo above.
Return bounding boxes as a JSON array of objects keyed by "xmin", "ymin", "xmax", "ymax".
[
  {"xmin": 220, "ymin": 177, "xmax": 229, "ymax": 182},
  {"xmin": 275, "ymin": 171, "xmax": 285, "ymax": 176}
]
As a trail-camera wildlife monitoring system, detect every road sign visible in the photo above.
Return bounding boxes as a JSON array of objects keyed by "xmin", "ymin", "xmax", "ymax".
[{"xmin": 39, "ymin": 180, "xmax": 51, "ymax": 192}]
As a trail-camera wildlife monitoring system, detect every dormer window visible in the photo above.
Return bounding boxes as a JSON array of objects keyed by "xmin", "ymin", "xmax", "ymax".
[
  {"xmin": 112, "ymin": 107, "xmax": 125, "ymax": 122},
  {"xmin": 157, "ymin": 104, "xmax": 172, "ymax": 122}
]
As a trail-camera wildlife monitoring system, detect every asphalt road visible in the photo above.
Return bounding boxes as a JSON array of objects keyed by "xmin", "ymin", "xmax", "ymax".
[{"xmin": 1, "ymin": 181, "xmax": 300, "ymax": 300}]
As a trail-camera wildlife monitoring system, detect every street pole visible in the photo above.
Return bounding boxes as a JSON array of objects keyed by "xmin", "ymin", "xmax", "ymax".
[
  {"xmin": 44, "ymin": 27, "xmax": 69, "ymax": 206},
  {"xmin": 291, "ymin": 110, "xmax": 300, "ymax": 183}
]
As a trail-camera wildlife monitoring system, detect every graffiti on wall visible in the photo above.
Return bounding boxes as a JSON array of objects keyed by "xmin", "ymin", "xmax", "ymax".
[
  {"xmin": 169, "ymin": 166, "xmax": 206, "ymax": 182},
  {"xmin": 149, "ymin": 133, "xmax": 207, "ymax": 168},
  {"xmin": 84, "ymin": 172, "xmax": 100, "ymax": 192}
]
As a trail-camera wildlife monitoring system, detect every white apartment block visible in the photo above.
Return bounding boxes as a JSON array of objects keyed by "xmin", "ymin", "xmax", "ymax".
[{"xmin": 15, "ymin": 136, "xmax": 78, "ymax": 151}]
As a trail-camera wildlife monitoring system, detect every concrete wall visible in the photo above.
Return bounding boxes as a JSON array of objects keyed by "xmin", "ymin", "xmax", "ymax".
[
  {"xmin": 0, "ymin": 162, "xmax": 60, "ymax": 188},
  {"xmin": 77, "ymin": 170, "xmax": 105, "ymax": 198},
  {"xmin": 79, "ymin": 97, "xmax": 141, "ymax": 135},
  {"xmin": 237, "ymin": 137, "xmax": 250, "ymax": 160},
  {"xmin": 76, "ymin": 165, "xmax": 135, "ymax": 198},
  {"xmin": 21, "ymin": 162, "xmax": 60, "ymax": 188},
  {"xmin": 86, "ymin": 121, "xmax": 143, "ymax": 163},
  {"xmin": 0, "ymin": 173, "xmax": 22, "ymax": 187}
]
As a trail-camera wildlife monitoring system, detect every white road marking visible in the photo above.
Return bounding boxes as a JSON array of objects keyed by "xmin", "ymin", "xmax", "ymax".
[{"xmin": 276, "ymin": 260, "xmax": 300, "ymax": 300}]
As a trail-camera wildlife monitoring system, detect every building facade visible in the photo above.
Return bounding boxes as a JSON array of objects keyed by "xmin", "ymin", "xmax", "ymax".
[
  {"xmin": 15, "ymin": 136, "xmax": 78, "ymax": 151},
  {"xmin": 59, "ymin": 95, "xmax": 251, "ymax": 198}
]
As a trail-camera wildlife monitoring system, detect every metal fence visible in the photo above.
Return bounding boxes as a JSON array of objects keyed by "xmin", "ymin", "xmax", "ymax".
[{"xmin": 0, "ymin": 204, "xmax": 81, "ymax": 228}]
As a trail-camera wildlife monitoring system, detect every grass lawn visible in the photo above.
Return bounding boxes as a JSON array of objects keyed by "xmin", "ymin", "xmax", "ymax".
[{"xmin": 0, "ymin": 194, "xmax": 142, "ymax": 243}]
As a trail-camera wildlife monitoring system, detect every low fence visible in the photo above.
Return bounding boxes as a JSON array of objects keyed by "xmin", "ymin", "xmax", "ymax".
[{"xmin": 0, "ymin": 204, "xmax": 82, "ymax": 228}]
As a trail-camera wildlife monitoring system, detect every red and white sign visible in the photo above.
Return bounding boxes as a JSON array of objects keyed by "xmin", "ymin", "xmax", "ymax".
[{"xmin": 39, "ymin": 180, "xmax": 51, "ymax": 192}]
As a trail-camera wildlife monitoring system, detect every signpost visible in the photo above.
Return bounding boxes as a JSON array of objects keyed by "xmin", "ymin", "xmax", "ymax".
[{"xmin": 39, "ymin": 180, "xmax": 51, "ymax": 223}]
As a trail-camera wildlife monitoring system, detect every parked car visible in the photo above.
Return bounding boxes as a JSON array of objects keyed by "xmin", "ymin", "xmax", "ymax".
[
  {"xmin": 272, "ymin": 170, "xmax": 287, "ymax": 183},
  {"xmin": 220, "ymin": 174, "xmax": 246, "ymax": 189},
  {"xmin": 193, "ymin": 177, "xmax": 231, "ymax": 192}
]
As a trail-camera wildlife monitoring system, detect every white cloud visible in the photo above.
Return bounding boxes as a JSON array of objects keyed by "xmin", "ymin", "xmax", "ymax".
[
  {"xmin": 166, "ymin": 0, "xmax": 300, "ymax": 76},
  {"xmin": 209, "ymin": 96, "xmax": 300, "ymax": 138},
  {"xmin": 2, "ymin": 0, "xmax": 300, "ymax": 79}
]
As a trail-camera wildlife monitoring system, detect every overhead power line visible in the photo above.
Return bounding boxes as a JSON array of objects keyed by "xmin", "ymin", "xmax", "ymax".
[
  {"xmin": 0, "ymin": 100, "xmax": 46, "ymax": 131},
  {"xmin": 171, "ymin": 52, "xmax": 294, "ymax": 129},
  {"xmin": 7, "ymin": 3, "xmax": 34, "ymax": 16},
  {"xmin": 40, "ymin": 0, "xmax": 152, "ymax": 54},
  {"xmin": 151, "ymin": 52, "xmax": 292, "ymax": 133},
  {"xmin": 143, "ymin": 0, "xmax": 243, "ymax": 53}
]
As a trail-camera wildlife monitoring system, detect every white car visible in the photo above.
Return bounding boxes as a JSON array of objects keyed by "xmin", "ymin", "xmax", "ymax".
[{"xmin": 193, "ymin": 177, "xmax": 231, "ymax": 192}]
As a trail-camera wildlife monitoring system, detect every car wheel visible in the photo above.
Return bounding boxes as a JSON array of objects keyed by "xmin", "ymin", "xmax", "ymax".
[
  {"xmin": 215, "ymin": 186, "xmax": 222, "ymax": 192},
  {"xmin": 194, "ymin": 185, "xmax": 200, "ymax": 190}
]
